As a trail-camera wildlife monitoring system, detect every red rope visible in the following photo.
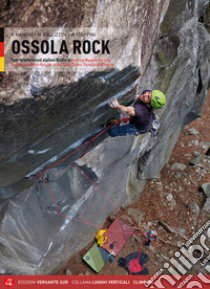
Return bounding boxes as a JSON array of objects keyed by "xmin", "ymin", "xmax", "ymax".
[
  {"xmin": 72, "ymin": 162, "xmax": 119, "ymax": 211},
  {"xmin": 70, "ymin": 162, "xmax": 149, "ymax": 236},
  {"xmin": 34, "ymin": 125, "xmax": 112, "ymax": 229},
  {"xmin": 38, "ymin": 177, "xmax": 100, "ymax": 229},
  {"xmin": 34, "ymin": 120, "xmax": 148, "ymax": 240},
  {"xmin": 36, "ymin": 125, "xmax": 111, "ymax": 178}
]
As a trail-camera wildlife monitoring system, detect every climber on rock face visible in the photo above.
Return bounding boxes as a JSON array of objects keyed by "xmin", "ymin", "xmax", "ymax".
[{"xmin": 108, "ymin": 89, "xmax": 166, "ymax": 137}]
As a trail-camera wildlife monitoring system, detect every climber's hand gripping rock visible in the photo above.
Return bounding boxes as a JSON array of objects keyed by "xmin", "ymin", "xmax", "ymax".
[{"xmin": 108, "ymin": 98, "xmax": 120, "ymax": 109}]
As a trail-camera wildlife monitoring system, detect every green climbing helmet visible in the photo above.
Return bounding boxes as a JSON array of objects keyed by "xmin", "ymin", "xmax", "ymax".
[{"xmin": 151, "ymin": 90, "xmax": 166, "ymax": 109}]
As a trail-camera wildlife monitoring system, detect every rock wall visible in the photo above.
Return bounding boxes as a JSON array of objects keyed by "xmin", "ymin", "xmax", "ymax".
[{"xmin": 0, "ymin": 0, "xmax": 209, "ymax": 274}]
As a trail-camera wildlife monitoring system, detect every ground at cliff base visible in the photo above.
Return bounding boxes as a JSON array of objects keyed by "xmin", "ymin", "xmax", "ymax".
[{"xmin": 58, "ymin": 91, "xmax": 210, "ymax": 276}]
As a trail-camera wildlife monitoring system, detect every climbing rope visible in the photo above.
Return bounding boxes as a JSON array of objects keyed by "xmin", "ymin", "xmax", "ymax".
[
  {"xmin": 35, "ymin": 124, "xmax": 112, "ymax": 228},
  {"xmin": 37, "ymin": 176, "xmax": 101, "ymax": 228},
  {"xmin": 36, "ymin": 125, "xmax": 111, "ymax": 178},
  {"xmin": 35, "ymin": 120, "xmax": 150, "ymax": 249}
]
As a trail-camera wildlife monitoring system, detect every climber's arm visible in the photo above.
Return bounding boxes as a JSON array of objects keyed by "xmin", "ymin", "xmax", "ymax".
[
  {"xmin": 108, "ymin": 98, "xmax": 135, "ymax": 116},
  {"xmin": 116, "ymin": 104, "xmax": 135, "ymax": 116}
]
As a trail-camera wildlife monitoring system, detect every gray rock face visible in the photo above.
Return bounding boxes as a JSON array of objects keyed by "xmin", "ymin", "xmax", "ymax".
[{"xmin": 0, "ymin": 0, "xmax": 209, "ymax": 275}]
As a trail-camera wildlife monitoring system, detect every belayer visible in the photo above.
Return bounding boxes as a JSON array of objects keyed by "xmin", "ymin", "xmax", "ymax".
[{"xmin": 108, "ymin": 89, "xmax": 166, "ymax": 137}]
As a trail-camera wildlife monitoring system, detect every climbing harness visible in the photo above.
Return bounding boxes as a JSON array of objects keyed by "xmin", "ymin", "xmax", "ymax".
[{"xmin": 107, "ymin": 114, "xmax": 160, "ymax": 137}]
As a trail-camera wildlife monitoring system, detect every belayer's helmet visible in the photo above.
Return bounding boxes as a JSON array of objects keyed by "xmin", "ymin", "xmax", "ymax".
[{"xmin": 151, "ymin": 90, "xmax": 166, "ymax": 109}]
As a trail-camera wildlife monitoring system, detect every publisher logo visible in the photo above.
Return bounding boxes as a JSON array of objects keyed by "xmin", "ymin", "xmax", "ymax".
[
  {"xmin": 4, "ymin": 278, "xmax": 14, "ymax": 287},
  {"xmin": 145, "ymin": 220, "xmax": 210, "ymax": 288}
]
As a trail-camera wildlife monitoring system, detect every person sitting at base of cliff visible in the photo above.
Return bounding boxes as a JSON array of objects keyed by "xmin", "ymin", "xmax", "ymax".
[{"xmin": 108, "ymin": 89, "xmax": 166, "ymax": 137}]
